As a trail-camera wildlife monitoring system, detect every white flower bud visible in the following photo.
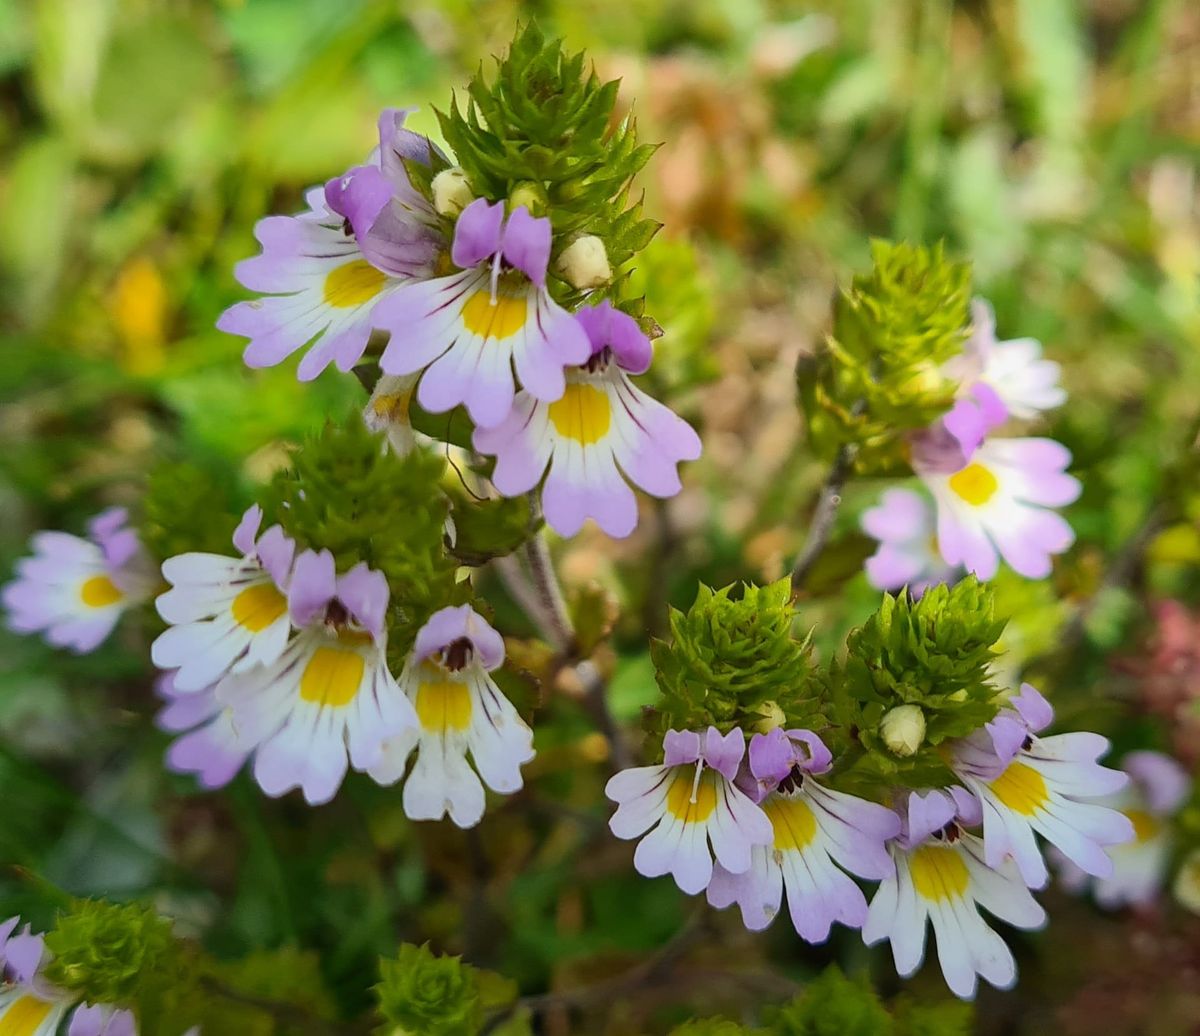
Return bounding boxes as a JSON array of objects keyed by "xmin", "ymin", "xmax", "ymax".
[
  {"xmin": 1175, "ymin": 848, "xmax": 1200, "ymax": 914},
  {"xmin": 753, "ymin": 700, "xmax": 787, "ymax": 734},
  {"xmin": 880, "ymin": 704, "xmax": 926, "ymax": 758},
  {"xmin": 555, "ymin": 235, "xmax": 612, "ymax": 290},
  {"xmin": 364, "ymin": 374, "xmax": 418, "ymax": 456},
  {"xmin": 431, "ymin": 168, "xmax": 474, "ymax": 218}
]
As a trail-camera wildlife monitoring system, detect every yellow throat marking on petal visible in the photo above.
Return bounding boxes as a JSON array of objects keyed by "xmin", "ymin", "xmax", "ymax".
[
  {"xmin": 80, "ymin": 574, "xmax": 123, "ymax": 608},
  {"xmin": 666, "ymin": 770, "xmax": 718, "ymax": 825},
  {"xmin": 548, "ymin": 383, "xmax": 612, "ymax": 446},
  {"xmin": 323, "ymin": 259, "xmax": 386, "ymax": 308},
  {"xmin": 0, "ymin": 995, "xmax": 53, "ymax": 1036},
  {"xmin": 990, "ymin": 761, "xmax": 1049, "ymax": 816},
  {"xmin": 372, "ymin": 389, "xmax": 413, "ymax": 424},
  {"xmin": 764, "ymin": 795, "xmax": 818, "ymax": 853},
  {"xmin": 299, "ymin": 639, "xmax": 367, "ymax": 708},
  {"xmin": 461, "ymin": 290, "xmax": 528, "ymax": 340},
  {"xmin": 909, "ymin": 844, "xmax": 970, "ymax": 902},
  {"xmin": 415, "ymin": 679, "xmax": 473, "ymax": 733},
  {"xmin": 948, "ymin": 463, "xmax": 999, "ymax": 506},
  {"xmin": 231, "ymin": 582, "xmax": 287, "ymax": 632},
  {"xmin": 1124, "ymin": 808, "xmax": 1161, "ymax": 843}
]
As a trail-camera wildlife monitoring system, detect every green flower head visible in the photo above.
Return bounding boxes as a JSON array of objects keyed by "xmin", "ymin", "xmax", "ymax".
[{"xmin": 376, "ymin": 944, "xmax": 482, "ymax": 1036}]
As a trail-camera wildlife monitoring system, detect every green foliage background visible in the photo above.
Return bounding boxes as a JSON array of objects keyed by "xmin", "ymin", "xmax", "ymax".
[{"xmin": 2, "ymin": 1, "xmax": 1200, "ymax": 1033}]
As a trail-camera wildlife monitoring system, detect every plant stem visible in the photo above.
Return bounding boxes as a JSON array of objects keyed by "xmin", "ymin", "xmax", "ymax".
[{"xmin": 789, "ymin": 443, "xmax": 856, "ymax": 598}]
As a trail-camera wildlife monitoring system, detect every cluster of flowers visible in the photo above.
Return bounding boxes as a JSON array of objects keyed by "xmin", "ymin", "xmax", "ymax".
[
  {"xmin": 862, "ymin": 299, "xmax": 1077, "ymax": 591},
  {"xmin": 0, "ymin": 917, "xmax": 174, "ymax": 1036},
  {"xmin": 605, "ymin": 684, "xmax": 1158, "ymax": 1000},
  {"xmin": 2, "ymin": 503, "xmax": 535, "ymax": 822},
  {"xmin": 219, "ymin": 108, "xmax": 700, "ymax": 539}
]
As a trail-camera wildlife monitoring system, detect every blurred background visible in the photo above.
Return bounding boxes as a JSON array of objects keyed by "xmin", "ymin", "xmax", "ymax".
[{"xmin": 2, "ymin": 1, "xmax": 1200, "ymax": 1033}]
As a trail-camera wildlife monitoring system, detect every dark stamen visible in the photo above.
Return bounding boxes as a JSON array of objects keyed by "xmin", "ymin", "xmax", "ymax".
[{"xmin": 442, "ymin": 637, "xmax": 474, "ymax": 672}]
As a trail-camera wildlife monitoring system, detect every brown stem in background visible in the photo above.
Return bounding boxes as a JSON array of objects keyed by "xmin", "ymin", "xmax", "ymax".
[{"xmin": 789, "ymin": 443, "xmax": 857, "ymax": 598}]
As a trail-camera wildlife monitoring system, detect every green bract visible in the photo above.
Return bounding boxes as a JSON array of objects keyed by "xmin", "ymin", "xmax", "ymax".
[
  {"xmin": 434, "ymin": 23, "xmax": 659, "ymax": 302},
  {"xmin": 829, "ymin": 578, "xmax": 1006, "ymax": 792},
  {"xmin": 798, "ymin": 240, "xmax": 971, "ymax": 473},
  {"xmin": 767, "ymin": 965, "xmax": 893, "ymax": 1036},
  {"xmin": 139, "ymin": 461, "xmax": 243, "ymax": 562},
  {"xmin": 648, "ymin": 578, "xmax": 822, "ymax": 743},
  {"xmin": 263, "ymin": 417, "xmax": 460, "ymax": 660},
  {"xmin": 375, "ymin": 943, "xmax": 482, "ymax": 1036},
  {"xmin": 670, "ymin": 1020, "xmax": 755, "ymax": 1036}
]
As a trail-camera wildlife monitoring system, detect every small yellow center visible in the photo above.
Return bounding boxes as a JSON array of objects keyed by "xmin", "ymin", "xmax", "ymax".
[
  {"xmin": 1124, "ymin": 808, "xmax": 1161, "ymax": 843},
  {"xmin": 764, "ymin": 795, "xmax": 818, "ymax": 853},
  {"xmin": 299, "ymin": 639, "xmax": 367, "ymax": 708},
  {"xmin": 990, "ymin": 761, "xmax": 1049, "ymax": 816},
  {"xmin": 80, "ymin": 575, "xmax": 123, "ymax": 608},
  {"xmin": 909, "ymin": 844, "xmax": 970, "ymax": 902},
  {"xmin": 415, "ymin": 679, "xmax": 474, "ymax": 733},
  {"xmin": 323, "ymin": 259, "xmax": 386, "ymax": 308},
  {"xmin": 0, "ymin": 995, "xmax": 53, "ymax": 1036},
  {"xmin": 461, "ymin": 290, "xmax": 528, "ymax": 340},
  {"xmin": 948, "ymin": 463, "xmax": 1000, "ymax": 506},
  {"xmin": 372, "ymin": 389, "xmax": 413, "ymax": 425},
  {"xmin": 230, "ymin": 582, "xmax": 287, "ymax": 633},
  {"xmin": 548, "ymin": 383, "xmax": 612, "ymax": 446},
  {"xmin": 665, "ymin": 770, "xmax": 718, "ymax": 824}
]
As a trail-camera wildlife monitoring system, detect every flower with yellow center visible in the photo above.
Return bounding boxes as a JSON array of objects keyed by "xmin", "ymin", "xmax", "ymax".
[
  {"xmin": 864, "ymin": 797, "xmax": 1047, "ymax": 1001},
  {"xmin": 370, "ymin": 604, "xmax": 534, "ymax": 829},
  {"xmin": 153, "ymin": 505, "xmax": 296, "ymax": 693},
  {"xmin": 606, "ymin": 727, "xmax": 773, "ymax": 896},
  {"xmin": 3, "ymin": 508, "xmax": 154, "ymax": 654},
  {"xmin": 949, "ymin": 683, "xmax": 1134, "ymax": 889},
  {"xmin": 216, "ymin": 550, "xmax": 416, "ymax": 806},
  {"xmin": 707, "ymin": 728, "xmax": 901, "ymax": 942},
  {"xmin": 915, "ymin": 437, "xmax": 1081, "ymax": 580},
  {"xmin": 474, "ymin": 300, "xmax": 701, "ymax": 539},
  {"xmin": 375, "ymin": 198, "xmax": 592, "ymax": 430}
]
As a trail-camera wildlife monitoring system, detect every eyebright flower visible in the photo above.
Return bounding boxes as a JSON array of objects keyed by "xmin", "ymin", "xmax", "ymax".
[
  {"xmin": 374, "ymin": 198, "xmax": 592, "ymax": 428},
  {"xmin": 151, "ymin": 505, "xmax": 295, "ymax": 693},
  {"xmin": 67, "ymin": 1003, "xmax": 137, "ymax": 1036},
  {"xmin": 217, "ymin": 109, "xmax": 443, "ymax": 381},
  {"xmin": 0, "ymin": 919, "xmax": 70, "ymax": 1035},
  {"xmin": 912, "ymin": 436, "xmax": 1081, "ymax": 580},
  {"xmin": 706, "ymin": 729, "xmax": 900, "ymax": 942},
  {"xmin": 948, "ymin": 683, "xmax": 1134, "ymax": 889},
  {"xmin": 3, "ymin": 508, "xmax": 154, "ymax": 653},
  {"xmin": 369, "ymin": 605, "xmax": 534, "ymax": 829},
  {"xmin": 861, "ymin": 488, "xmax": 958, "ymax": 596},
  {"xmin": 155, "ymin": 672, "xmax": 249, "ymax": 791},
  {"xmin": 605, "ymin": 727, "xmax": 773, "ymax": 896},
  {"xmin": 473, "ymin": 300, "xmax": 701, "ymax": 537},
  {"xmin": 1054, "ymin": 749, "xmax": 1190, "ymax": 908},
  {"xmin": 863, "ymin": 791, "xmax": 1046, "ymax": 1000},
  {"xmin": 216, "ymin": 550, "xmax": 416, "ymax": 805},
  {"xmin": 363, "ymin": 373, "xmax": 422, "ymax": 456},
  {"xmin": 944, "ymin": 299, "xmax": 1065, "ymax": 420}
]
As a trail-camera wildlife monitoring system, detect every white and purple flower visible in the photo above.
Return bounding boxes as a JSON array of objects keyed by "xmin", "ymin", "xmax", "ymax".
[
  {"xmin": 215, "ymin": 550, "xmax": 416, "ymax": 805},
  {"xmin": 0, "ymin": 918, "xmax": 74, "ymax": 1035},
  {"xmin": 370, "ymin": 605, "xmax": 534, "ymax": 829},
  {"xmin": 217, "ymin": 109, "xmax": 443, "ymax": 381},
  {"xmin": 863, "ymin": 790, "xmax": 1046, "ymax": 1000},
  {"xmin": 944, "ymin": 299, "xmax": 1065, "ymax": 421},
  {"xmin": 706, "ymin": 728, "xmax": 901, "ymax": 942},
  {"xmin": 605, "ymin": 727, "xmax": 773, "ymax": 896},
  {"xmin": 373, "ymin": 198, "xmax": 591, "ymax": 428},
  {"xmin": 948, "ymin": 683, "xmax": 1134, "ymax": 889},
  {"xmin": 1055, "ymin": 749, "xmax": 1190, "ymax": 908},
  {"xmin": 474, "ymin": 300, "xmax": 701, "ymax": 537},
  {"xmin": 151, "ymin": 505, "xmax": 295, "ymax": 693},
  {"xmin": 912, "ymin": 436, "xmax": 1081, "ymax": 580},
  {"xmin": 861, "ymin": 488, "xmax": 959, "ymax": 595},
  {"xmin": 3, "ymin": 508, "xmax": 154, "ymax": 653}
]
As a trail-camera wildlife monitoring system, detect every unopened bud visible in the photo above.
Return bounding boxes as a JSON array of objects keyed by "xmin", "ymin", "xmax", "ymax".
[
  {"xmin": 431, "ymin": 168, "xmax": 474, "ymax": 218},
  {"xmin": 752, "ymin": 700, "xmax": 786, "ymax": 734},
  {"xmin": 880, "ymin": 704, "xmax": 925, "ymax": 757},
  {"xmin": 555, "ymin": 235, "xmax": 612, "ymax": 290},
  {"xmin": 1175, "ymin": 848, "xmax": 1200, "ymax": 914},
  {"xmin": 364, "ymin": 374, "xmax": 418, "ymax": 456},
  {"xmin": 508, "ymin": 180, "xmax": 547, "ymax": 217}
]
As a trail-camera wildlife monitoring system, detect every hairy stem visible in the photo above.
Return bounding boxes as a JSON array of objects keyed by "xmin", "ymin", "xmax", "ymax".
[{"xmin": 789, "ymin": 443, "xmax": 857, "ymax": 598}]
